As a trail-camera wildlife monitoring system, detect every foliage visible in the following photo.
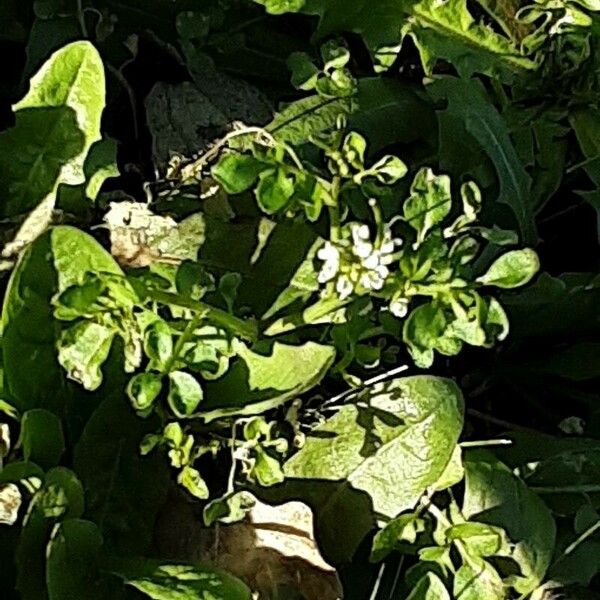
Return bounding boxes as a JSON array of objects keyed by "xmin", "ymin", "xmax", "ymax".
[{"xmin": 0, "ymin": 1, "xmax": 599, "ymax": 599}]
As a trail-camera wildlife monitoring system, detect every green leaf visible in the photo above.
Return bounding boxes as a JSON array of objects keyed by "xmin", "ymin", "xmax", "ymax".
[
  {"xmin": 403, "ymin": 0, "xmax": 536, "ymax": 81},
  {"xmin": 177, "ymin": 465, "xmax": 209, "ymax": 500},
  {"xmin": 261, "ymin": 94, "xmax": 354, "ymax": 145},
  {"xmin": 404, "ymin": 168, "xmax": 452, "ymax": 245},
  {"xmin": 285, "ymin": 376, "xmax": 464, "ymax": 518},
  {"xmin": 446, "ymin": 522, "xmax": 510, "ymax": 558},
  {"xmin": 370, "ymin": 154, "xmax": 408, "ymax": 184},
  {"xmin": 255, "ymin": 168, "xmax": 295, "ymax": 214},
  {"xmin": 167, "ymin": 371, "xmax": 204, "ymax": 417},
  {"xmin": 428, "ymin": 77, "xmax": 536, "ymax": 243},
  {"xmin": 403, "ymin": 303, "xmax": 447, "ymax": 368},
  {"xmin": 463, "ymin": 452, "xmax": 556, "ymax": 594},
  {"xmin": 57, "ymin": 321, "xmax": 116, "ymax": 391},
  {"xmin": 477, "ymin": 249, "xmax": 539, "ymax": 288},
  {"xmin": 212, "ymin": 153, "xmax": 267, "ymax": 194},
  {"xmin": 127, "ymin": 373, "xmax": 163, "ymax": 413},
  {"xmin": 73, "ymin": 394, "xmax": 169, "ymax": 555},
  {"xmin": 46, "ymin": 519, "xmax": 115, "ymax": 600},
  {"xmin": 254, "ymin": 0, "xmax": 306, "ymax": 14},
  {"xmin": 1, "ymin": 227, "xmax": 124, "ymax": 415},
  {"xmin": 16, "ymin": 467, "xmax": 85, "ymax": 600},
  {"xmin": 201, "ymin": 340, "xmax": 335, "ymax": 421},
  {"xmin": 453, "ymin": 561, "xmax": 504, "ymax": 600},
  {"xmin": 371, "ymin": 511, "xmax": 426, "ymax": 562},
  {"xmin": 20, "ymin": 409, "xmax": 65, "ymax": 470},
  {"xmin": 0, "ymin": 41, "xmax": 105, "ymax": 217},
  {"xmin": 114, "ymin": 560, "xmax": 252, "ymax": 600},
  {"xmin": 144, "ymin": 320, "xmax": 173, "ymax": 371},
  {"xmin": 407, "ymin": 572, "xmax": 451, "ymax": 600}
]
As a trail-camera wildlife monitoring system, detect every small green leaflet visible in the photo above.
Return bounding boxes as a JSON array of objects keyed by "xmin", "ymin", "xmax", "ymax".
[{"xmin": 477, "ymin": 248, "xmax": 539, "ymax": 288}]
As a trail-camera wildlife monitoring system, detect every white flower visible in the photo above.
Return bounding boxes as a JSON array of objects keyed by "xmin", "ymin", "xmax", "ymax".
[
  {"xmin": 317, "ymin": 242, "xmax": 341, "ymax": 283},
  {"xmin": 351, "ymin": 223, "xmax": 373, "ymax": 258},
  {"xmin": 336, "ymin": 274, "xmax": 354, "ymax": 299},
  {"xmin": 390, "ymin": 297, "xmax": 409, "ymax": 318}
]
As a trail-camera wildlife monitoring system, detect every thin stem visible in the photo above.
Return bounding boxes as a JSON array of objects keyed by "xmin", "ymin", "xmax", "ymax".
[
  {"xmin": 328, "ymin": 176, "xmax": 342, "ymax": 242},
  {"xmin": 162, "ymin": 312, "xmax": 204, "ymax": 374},
  {"xmin": 76, "ymin": 0, "xmax": 88, "ymax": 37},
  {"xmin": 460, "ymin": 439, "xmax": 512, "ymax": 448},
  {"xmin": 563, "ymin": 519, "xmax": 600, "ymax": 555},
  {"xmin": 531, "ymin": 485, "xmax": 600, "ymax": 494},
  {"xmin": 145, "ymin": 288, "xmax": 258, "ymax": 342}
]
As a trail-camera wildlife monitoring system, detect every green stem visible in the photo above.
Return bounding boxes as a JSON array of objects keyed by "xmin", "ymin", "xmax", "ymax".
[
  {"xmin": 564, "ymin": 519, "xmax": 600, "ymax": 556},
  {"xmin": 145, "ymin": 289, "xmax": 258, "ymax": 342},
  {"xmin": 162, "ymin": 312, "xmax": 205, "ymax": 374},
  {"xmin": 328, "ymin": 176, "xmax": 342, "ymax": 242},
  {"xmin": 531, "ymin": 485, "xmax": 600, "ymax": 494}
]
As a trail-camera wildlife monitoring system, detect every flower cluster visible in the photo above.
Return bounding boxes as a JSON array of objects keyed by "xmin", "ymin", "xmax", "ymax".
[{"xmin": 317, "ymin": 223, "xmax": 400, "ymax": 300}]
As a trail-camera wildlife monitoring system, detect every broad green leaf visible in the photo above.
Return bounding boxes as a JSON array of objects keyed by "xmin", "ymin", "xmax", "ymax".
[
  {"xmin": 16, "ymin": 467, "xmax": 85, "ymax": 600},
  {"xmin": 453, "ymin": 561, "xmax": 504, "ymax": 600},
  {"xmin": 285, "ymin": 376, "xmax": 464, "ymax": 518},
  {"xmin": 127, "ymin": 373, "xmax": 163, "ymax": 413},
  {"xmin": 74, "ymin": 394, "xmax": 169, "ymax": 555},
  {"xmin": 477, "ymin": 249, "xmax": 539, "ymax": 288},
  {"xmin": 200, "ymin": 340, "xmax": 335, "ymax": 421},
  {"xmin": 167, "ymin": 371, "xmax": 204, "ymax": 417},
  {"xmin": 114, "ymin": 560, "xmax": 252, "ymax": 600},
  {"xmin": 46, "ymin": 519, "xmax": 110, "ymax": 600},
  {"xmin": 407, "ymin": 572, "xmax": 451, "ymax": 600},
  {"xmin": 212, "ymin": 153, "xmax": 267, "ymax": 194},
  {"xmin": 0, "ymin": 41, "xmax": 105, "ymax": 217},
  {"xmin": 404, "ymin": 168, "xmax": 452, "ymax": 245},
  {"xmin": 432, "ymin": 445, "xmax": 464, "ymax": 491},
  {"xmin": 1, "ymin": 226, "xmax": 124, "ymax": 415},
  {"xmin": 20, "ymin": 409, "xmax": 65, "ymax": 470},
  {"xmin": 463, "ymin": 452, "xmax": 556, "ymax": 594}
]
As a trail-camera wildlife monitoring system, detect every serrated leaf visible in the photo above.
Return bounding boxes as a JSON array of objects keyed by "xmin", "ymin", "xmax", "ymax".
[
  {"xmin": 0, "ymin": 41, "xmax": 105, "ymax": 217},
  {"xmin": 285, "ymin": 376, "xmax": 464, "ymax": 518},
  {"xmin": 477, "ymin": 249, "xmax": 539, "ymax": 288}
]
